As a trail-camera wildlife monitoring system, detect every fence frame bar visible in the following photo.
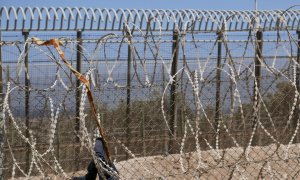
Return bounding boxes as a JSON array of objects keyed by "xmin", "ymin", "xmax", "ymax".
[
  {"xmin": 75, "ymin": 29, "xmax": 82, "ymax": 171},
  {"xmin": 297, "ymin": 31, "xmax": 300, "ymax": 98},
  {"xmin": 22, "ymin": 30, "xmax": 30, "ymax": 174},
  {"xmin": 125, "ymin": 43, "xmax": 132, "ymax": 160},
  {"xmin": 169, "ymin": 30, "xmax": 179, "ymax": 153},
  {"xmin": 295, "ymin": 30, "xmax": 300, "ymax": 142},
  {"xmin": 253, "ymin": 30, "xmax": 263, "ymax": 145},
  {"xmin": 215, "ymin": 32, "xmax": 223, "ymax": 148},
  {"xmin": 255, "ymin": 31, "xmax": 263, "ymax": 90},
  {"xmin": 0, "ymin": 30, "xmax": 4, "ymax": 180}
]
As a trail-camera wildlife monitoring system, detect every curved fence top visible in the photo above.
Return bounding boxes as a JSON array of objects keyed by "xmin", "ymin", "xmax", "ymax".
[{"xmin": 1, "ymin": 6, "xmax": 300, "ymax": 32}]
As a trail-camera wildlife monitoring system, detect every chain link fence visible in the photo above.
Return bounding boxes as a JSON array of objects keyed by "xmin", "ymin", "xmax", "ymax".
[{"xmin": 1, "ymin": 28, "xmax": 300, "ymax": 179}]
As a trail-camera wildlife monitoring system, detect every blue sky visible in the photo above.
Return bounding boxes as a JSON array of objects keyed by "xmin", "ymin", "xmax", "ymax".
[{"xmin": 1, "ymin": 0, "xmax": 299, "ymax": 10}]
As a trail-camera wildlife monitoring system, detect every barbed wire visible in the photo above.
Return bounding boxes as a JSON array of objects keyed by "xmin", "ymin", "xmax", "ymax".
[{"xmin": 1, "ymin": 6, "xmax": 300, "ymax": 180}]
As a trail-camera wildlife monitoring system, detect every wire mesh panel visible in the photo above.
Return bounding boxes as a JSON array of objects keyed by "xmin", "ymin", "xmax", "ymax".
[{"xmin": 1, "ymin": 14, "xmax": 300, "ymax": 179}]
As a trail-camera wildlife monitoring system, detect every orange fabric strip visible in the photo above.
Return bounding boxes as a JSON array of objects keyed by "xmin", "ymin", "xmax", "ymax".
[{"xmin": 32, "ymin": 37, "xmax": 112, "ymax": 162}]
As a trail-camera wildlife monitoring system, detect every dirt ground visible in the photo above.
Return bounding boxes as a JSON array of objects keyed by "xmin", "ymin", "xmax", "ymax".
[{"xmin": 10, "ymin": 143, "xmax": 300, "ymax": 179}]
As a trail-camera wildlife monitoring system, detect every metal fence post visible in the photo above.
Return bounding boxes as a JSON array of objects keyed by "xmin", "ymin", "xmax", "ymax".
[
  {"xmin": 253, "ymin": 30, "xmax": 263, "ymax": 146},
  {"xmin": 22, "ymin": 30, "xmax": 30, "ymax": 174},
  {"xmin": 75, "ymin": 30, "xmax": 82, "ymax": 171},
  {"xmin": 169, "ymin": 30, "xmax": 179, "ymax": 153},
  {"xmin": 215, "ymin": 32, "xmax": 222, "ymax": 148},
  {"xmin": 0, "ymin": 30, "xmax": 4, "ymax": 180},
  {"xmin": 141, "ymin": 110, "xmax": 145, "ymax": 156},
  {"xmin": 255, "ymin": 30, "xmax": 263, "ymax": 95},
  {"xmin": 296, "ymin": 31, "xmax": 300, "ymax": 143},
  {"xmin": 125, "ymin": 44, "xmax": 132, "ymax": 160},
  {"xmin": 162, "ymin": 63, "xmax": 169, "ymax": 153}
]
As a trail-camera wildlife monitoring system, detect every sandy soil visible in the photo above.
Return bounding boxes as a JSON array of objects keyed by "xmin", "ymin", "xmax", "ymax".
[{"xmin": 10, "ymin": 143, "xmax": 300, "ymax": 179}]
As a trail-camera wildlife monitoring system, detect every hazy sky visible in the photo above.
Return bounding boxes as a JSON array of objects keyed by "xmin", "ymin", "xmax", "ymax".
[{"xmin": 1, "ymin": 0, "xmax": 299, "ymax": 10}]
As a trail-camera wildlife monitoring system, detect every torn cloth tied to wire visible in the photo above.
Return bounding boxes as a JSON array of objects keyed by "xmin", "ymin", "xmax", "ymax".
[{"xmin": 31, "ymin": 37, "xmax": 112, "ymax": 164}]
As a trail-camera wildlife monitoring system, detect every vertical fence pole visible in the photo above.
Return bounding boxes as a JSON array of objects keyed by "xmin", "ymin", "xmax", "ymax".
[
  {"xmin": 141, "ymin": 110, "xmax": 145, "ymax": 156},
  {"xmin": 162, "ymin": 64, "xmax": 169, "ymax": 153},
  {"xmin": 255, "ymin": 30, "xmax": 263, "ymax": 95},
  {"xmin": 253, "ymin": 30, "xmax": 263, "ymax": 146},
  {"xmin": 296, "ymin": 31, "xmax": 300, "ymax": 143},
  {"xmin": 125, "ymin": 44, "xmax": 132, "ymax": 159},
  {"xmin": 215, "ymin": 32, "xmax": 222, "ymax": 148},
  {"xmin": 22, "ymin": 30, "xmax": 30, "ymax": 174},
  {"xmin": 75, "ymin": 30, "xmax": 82, "ymax": 171},
  {"xmin": 0, "ymin": 30, "xmax": 4, "ymax": 180},
  {"xmin": 169, "ymin": 30, "xmax": 179, "ymax": 153}
]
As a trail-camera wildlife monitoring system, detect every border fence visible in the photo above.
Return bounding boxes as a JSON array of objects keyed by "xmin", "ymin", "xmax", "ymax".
[{"xmin": 1, "ymin": 6, "xmax": 300, "ymax": 179}]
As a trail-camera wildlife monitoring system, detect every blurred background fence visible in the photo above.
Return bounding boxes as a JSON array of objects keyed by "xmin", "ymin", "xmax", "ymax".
[{"xmin": 1, "ymin": 7, "xmax": 300, "ymax": 179}]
